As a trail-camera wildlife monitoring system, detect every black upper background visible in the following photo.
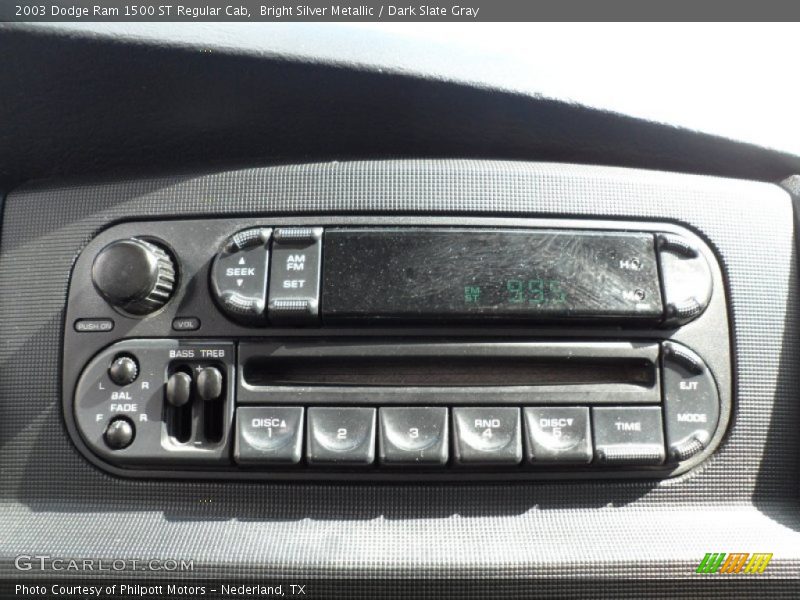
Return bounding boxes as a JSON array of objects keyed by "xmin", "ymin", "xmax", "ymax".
[{"xmin": 1, "ymin": 24, "xmax": 800, "ymax": 190}]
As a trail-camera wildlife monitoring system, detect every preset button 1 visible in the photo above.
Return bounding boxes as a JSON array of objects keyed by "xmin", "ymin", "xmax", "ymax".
[{"xmin": 235, "ymin": 407, "xmax": 304, "ymax": 465}]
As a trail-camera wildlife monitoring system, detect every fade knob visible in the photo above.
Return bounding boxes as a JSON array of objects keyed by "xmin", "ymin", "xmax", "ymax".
[
  {"xmin": 92, "ymin": 238, "xmax": 176, "ymax": 316},
  {"xmin": 104, "ymin": 417, "xmax": 135, "ymax": 450}
]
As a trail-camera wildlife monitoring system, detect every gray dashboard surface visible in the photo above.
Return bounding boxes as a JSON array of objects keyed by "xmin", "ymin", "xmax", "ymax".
[{"xmin": 0, "ymin": 160, "xmax": 798, "ymax": 590}]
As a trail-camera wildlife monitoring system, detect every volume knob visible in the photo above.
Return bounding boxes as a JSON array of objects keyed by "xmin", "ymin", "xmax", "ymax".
[{"xmin": 92, "ymin": 238, "xmax": 176, "ymax": 315}]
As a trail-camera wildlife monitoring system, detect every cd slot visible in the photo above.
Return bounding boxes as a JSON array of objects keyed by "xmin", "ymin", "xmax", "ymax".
[
  {"xmin": 244, "ymin": 355, "xmax": 654, "ymax": 388},
  {"xmin": 237, "ymin": 341, "xmax": 661, "ymax": 405}
]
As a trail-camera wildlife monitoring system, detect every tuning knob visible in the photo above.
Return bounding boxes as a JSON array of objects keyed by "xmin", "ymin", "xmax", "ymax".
[{"xmin": 92, "ymin": 238, "xmax": 176, "ymax": 315}]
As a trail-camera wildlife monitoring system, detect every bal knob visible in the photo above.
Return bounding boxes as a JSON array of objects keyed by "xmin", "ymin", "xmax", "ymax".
[
  {"xmin": 108, "ymin": 355, "xmax": 139, "ymax": 386},
  {"xmin": 92, "ymin": 238, "xmax": 176, "ymax": 315}
]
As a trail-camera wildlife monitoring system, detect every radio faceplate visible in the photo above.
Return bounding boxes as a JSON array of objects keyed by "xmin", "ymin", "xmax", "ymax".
[{"xmin": 62, "ymin": 216, "xmax": 731, "ymax": 480}]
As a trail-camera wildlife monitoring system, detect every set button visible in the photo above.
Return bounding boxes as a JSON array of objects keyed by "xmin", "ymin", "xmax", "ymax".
[{"xmin": 268, "ymin": 227, "xmax": 323, "ymax": 324}]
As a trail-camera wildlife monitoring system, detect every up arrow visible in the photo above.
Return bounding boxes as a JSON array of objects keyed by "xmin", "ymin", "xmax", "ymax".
[
  {"xmin": 238, "ymin": 257, "xmax": 245, "ymax": 265},
  {"xmin": 236, "ymin": 279, "xmax": 244, "ymax": 287}
]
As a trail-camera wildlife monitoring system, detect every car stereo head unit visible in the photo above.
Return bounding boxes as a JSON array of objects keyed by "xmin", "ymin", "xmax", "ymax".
[{"xmin": 62, "ymin": 216, "xmax": 730, "ymax": 481}]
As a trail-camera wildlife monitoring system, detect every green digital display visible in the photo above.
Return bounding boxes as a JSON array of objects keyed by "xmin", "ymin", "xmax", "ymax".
[
  {"xmin": 464, "ymin": 279, "xmax": 567, "ymax": 306},
  {"xmin": 506, "ymin": 279, "xmax": 567, "ymax": 305}
]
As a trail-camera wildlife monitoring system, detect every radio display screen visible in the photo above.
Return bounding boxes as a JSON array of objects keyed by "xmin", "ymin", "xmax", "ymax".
[{"xmin": 322, "ymin": 228, "xmax": 663, "ymax": 322}]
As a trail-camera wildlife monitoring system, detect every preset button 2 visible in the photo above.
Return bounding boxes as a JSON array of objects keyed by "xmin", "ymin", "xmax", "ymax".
[{"xmin": 306, "ymin": 407, "xmax": 376, "ymax": 465}]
